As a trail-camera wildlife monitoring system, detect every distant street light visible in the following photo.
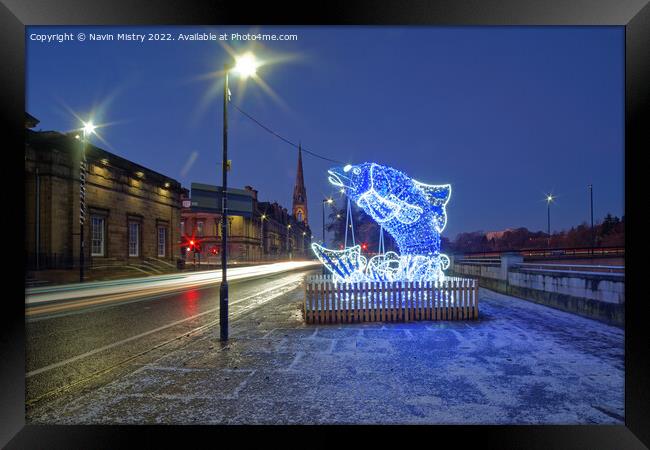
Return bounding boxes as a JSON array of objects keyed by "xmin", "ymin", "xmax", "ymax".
[
  {"xmin": 322, "ymin": 197, "xmax": 334, "ymax": 275},
  {"xmin": 322, "ymin": 197, "xmax": 334, "ymax": 243},
  {"xmin": 589, "ymin": 184, "xmax": 594, "ymax": 251},
  {"xmin": 287, "ymin": 223, "xmax": 292, "ymax": 256},
  {"xmin": 78, "ymin": 120, "xmax": 96, "ymax": 282},
  {"xmin": 546, "ymin": 194, "xmax": 554, "ymax": 248},
  {"xmin": 220, "ymin": 51, "xmax": 261, "ymax": 341},
  {"xmin": 260, "ymin": 214, "xmax": 266, "ymax": 251}
]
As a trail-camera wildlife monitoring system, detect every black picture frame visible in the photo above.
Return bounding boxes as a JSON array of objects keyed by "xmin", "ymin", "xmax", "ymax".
[{"xmin": 2, "ymin": 0, "xmax": 647, "ymax": 447}]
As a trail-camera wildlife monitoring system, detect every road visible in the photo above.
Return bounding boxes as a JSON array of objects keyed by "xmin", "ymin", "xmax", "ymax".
[
  {"xmin": 26, "ymin": 285, "xmax": 624, "ymax": 425},
  {"xmin": 25, "ymin": 263, "xmax": 318, "ymax": 411}
]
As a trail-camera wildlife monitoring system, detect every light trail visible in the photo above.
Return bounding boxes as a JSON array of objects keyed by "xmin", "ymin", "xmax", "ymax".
[
  {"xmin": 25, "ymin": 273, "xmax": 305, "ymax": 408},
  {"xmin": 26, "ymin": 261, "xmax": 319, "ymax": 308},
  {"xmin": 26, "ymin": 275, "xmax": 302, "ymax": 378}
]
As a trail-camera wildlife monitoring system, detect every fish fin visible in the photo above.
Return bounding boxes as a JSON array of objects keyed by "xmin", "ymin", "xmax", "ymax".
[
  {"xmin": 365, "ymin": 251, "xmax": 400, "ymax": 282},
  {"xmin": 414, "ymin": 181, "xmax": 451, "ymax": 232},
  {"xmin": 357, "ymin": 191, "xmax": 398, "ymax": 223},
  {"xmin": 311, "ymin": 243, "xmax": 365, "ymax": 281},
  {"xmin": 413, "ymin": 181, "xmax": 451, "ymax": 206},
  {"xmin": 360, "ymin": 191, "xmax": 423, "ymax": 225}
]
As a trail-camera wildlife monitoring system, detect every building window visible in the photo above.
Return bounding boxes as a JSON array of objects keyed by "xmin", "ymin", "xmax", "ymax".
[
  {"xmin": 128, "ymin": 222, "xmax": 140, "ymax": 257},
  {"xmin": 297, "ymin": 210, "xmax": 303, "ymax": 222},
  {"xmin": 91, "ymin": 216, "xmax": 105, "ymax": 256},
  {"xmin": 197, "ymin": 220, "xmax": 204, "ymax": 237},
  {"xmin": 180, "ymin": 220, "xmax": 185, "ymax": 234},
  {"xmin": 157, "ymin": 226, "xmax": 166, "ymax": 257}
]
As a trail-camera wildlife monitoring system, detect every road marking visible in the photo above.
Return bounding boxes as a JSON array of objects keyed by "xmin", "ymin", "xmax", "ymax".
[{"xmin": 26, "ymin": 276, "xmax": 301, "ymax": 378}]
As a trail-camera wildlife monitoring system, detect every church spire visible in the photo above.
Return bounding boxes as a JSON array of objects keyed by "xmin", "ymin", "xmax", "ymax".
[{"xmin": 292, "ymin": 143, "xmax": 308, "ymax": 224}]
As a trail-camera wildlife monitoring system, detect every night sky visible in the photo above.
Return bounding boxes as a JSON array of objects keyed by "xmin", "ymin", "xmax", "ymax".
[{"xmin": 26, "ymin": 26, "xmax": 624, "ymax": 241}]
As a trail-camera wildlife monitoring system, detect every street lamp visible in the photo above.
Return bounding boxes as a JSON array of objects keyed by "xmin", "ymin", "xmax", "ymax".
[
  {"xmin": 588, "ymin": 184, "xmax": 594, "ymax": 251},
  {"xmin": 546, "ymin": 194, "xmax": 554, "ymax": 248},
  {"xmin": 322, "ymin": 198, "xmax": 333, "ymax": 274},
  {"xmin": 220, "ymin": 51, "xmax": 261, "ymax": 341},
  {"xmin": 260, "ymin": 214, "xmax": 266, "ymax": 254},
  {"xmin": 78, "ymin": 120, "xmax": 96, "ymax": 282},
  {"xmin": 322, "ymin": 198, "xmax": 334, "ymax": 243},
  {"xmin": 286, "ymin": 223, "xmax": 293, "ymax": 258}
]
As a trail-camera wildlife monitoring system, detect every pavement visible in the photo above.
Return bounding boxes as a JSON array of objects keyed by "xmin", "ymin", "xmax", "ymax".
[{"xmin": 27, "ymin": 276, "xmax": 624, "ymax": 425}]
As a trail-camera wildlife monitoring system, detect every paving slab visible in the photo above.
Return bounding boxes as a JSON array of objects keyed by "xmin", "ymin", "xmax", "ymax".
[{"xmin": 27, "ymin": 283, "xmax": 624, "ymax": 424}]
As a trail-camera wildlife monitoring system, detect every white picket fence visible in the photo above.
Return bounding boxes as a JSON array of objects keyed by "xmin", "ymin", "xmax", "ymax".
[{"xmin": 304, "ymin": 276, "xmax": 479, "ymax": 324}]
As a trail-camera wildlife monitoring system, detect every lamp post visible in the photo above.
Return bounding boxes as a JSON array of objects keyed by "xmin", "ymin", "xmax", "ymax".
[
  {"xmin": 322, "ymin": 198, "xmax": 333, "ymax": 274},
  {"xmin": 546, "ymin": 194, "xmax": 554, "ymax": 249},
  {"xmin": 220, "ymin": 52, "xmax": 260, "ymax": 341},
  {"xmin": 260, "ymin": 214, "xmax": 266, "ymax": 257},
  {"xmin": 287, "ymin": 223, "xmax": 292, "ymax": 258},
  {"xmin": 78, "ymin": 121, "xmax": 96, "ymax": 282},
  {"xmin": 589, "ymin": 184, "xmax": 594, "ymax": 251}
]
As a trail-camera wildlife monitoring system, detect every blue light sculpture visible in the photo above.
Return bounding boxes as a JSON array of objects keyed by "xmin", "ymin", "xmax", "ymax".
[{"xmin": 312, "ymin": 162, "xmax": 451, "ymax": 283}]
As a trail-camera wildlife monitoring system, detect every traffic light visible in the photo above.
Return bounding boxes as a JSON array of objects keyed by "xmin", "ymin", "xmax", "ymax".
[
  {"xmin": 188, "ymin": 240, "xmax": 201, "ymax": 252},
  {"xmin": 361, "ymin": 242, "xmax": 368, "ymax": 251},
  {"xmin": 210, "ymin": 246, "xmax": 219, "ymax": 255},
  {"xmin": 181, "ymin": 233, "xmax": 202, "ymax": 252}
]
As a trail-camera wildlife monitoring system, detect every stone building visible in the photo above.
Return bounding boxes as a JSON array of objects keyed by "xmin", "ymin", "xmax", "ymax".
[
  {"xmin": 180, "ymin": 148, "xmax": 312, "ymax": 263},
  {"xmin": 259, "ymin": 199, "xmax": 311, "ymax": 258},
  {"xmin": 180, "ymin": 187, "xmax": 312, "ymax": 263},
  {"xmin": 25, "ymin": 114, "xmax": 183, "ymax": 281}
]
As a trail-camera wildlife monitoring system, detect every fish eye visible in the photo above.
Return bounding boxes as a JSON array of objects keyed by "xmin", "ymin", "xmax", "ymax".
[{"xmin": 352, "ymin": 167, "xmax": 361, "ymax": 175}]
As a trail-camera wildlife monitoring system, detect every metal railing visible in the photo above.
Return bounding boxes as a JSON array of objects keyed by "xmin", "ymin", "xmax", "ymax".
[
  {"xmin": 454, "ymin": 258, "xmax": 500, "ymax": 266},
  {"xmin": 521, "ymin": 247, "xmax": 624, "ymax": 259},
  {"xmin": 514, "ymin": 262, "xmax": 624, "ymax": 276},
  {"xmin": 456, "ymin": 246, "xmax": 624, "ymax": 260}
]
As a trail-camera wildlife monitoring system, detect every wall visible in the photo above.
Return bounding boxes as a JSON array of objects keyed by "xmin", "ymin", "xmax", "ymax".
[
  {"xmin": 26, "ymin": 131, "xmax": 182, "ymax": 271},
  {"xmin": 451, "ymin": 254, "xmax": 624, "ymax": 327}
]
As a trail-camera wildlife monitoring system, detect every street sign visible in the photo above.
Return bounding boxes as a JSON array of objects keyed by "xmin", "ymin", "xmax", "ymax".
[{"xmin": 190, "ymin": 183, "xmax": 254, "ymax": 217}]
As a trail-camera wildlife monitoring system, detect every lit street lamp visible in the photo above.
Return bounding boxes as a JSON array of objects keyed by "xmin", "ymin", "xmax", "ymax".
[
  {"xmin": 78, "ymin": 120, "xmax": 96, "ymax": 282},
  {"xmin": 322, "ymin": 197, "xmax": 333, "ymax": 274},
  {"xmin": 322, "ymin": 198, "xmax": 334, "ymax": 244},
  {"xmin": 287, "ymin": 223, "xmax": 292, "ymax": 258},
  {"xmin": 546, "ymin": 194, "xmax": 554, "ymax": 248},
  {"xmin": 220, "ymin": 52, "xmax": 261, "ymax": 341},
  {"xmin": 589, "ymin": 184, "xmax": 594, "ymax": 251},
  {"xmin": 260, "ymin": 214, "xmax": 266, "ymax": 251}
]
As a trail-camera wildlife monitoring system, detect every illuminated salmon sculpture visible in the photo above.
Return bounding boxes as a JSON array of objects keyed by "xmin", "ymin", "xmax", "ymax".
[{"xmin": 312, "ymin": 162, "xmax": 451, "ymax": 283}]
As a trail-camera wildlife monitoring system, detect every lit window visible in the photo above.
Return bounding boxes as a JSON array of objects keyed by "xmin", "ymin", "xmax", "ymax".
[
  {"xmin": 197, "ymin": 221, "xmax": 204, "ymax": 237},
  {"xmin": 128, "ymin": 222, "xmax": 140, "ymax": 257},
  {"xmin": 91, "ymin": 217, "xmax": 105, "ymax": 256},
  {"xmin": 158, "ymin": 226, "xmax": 166, "ymax": 257}
]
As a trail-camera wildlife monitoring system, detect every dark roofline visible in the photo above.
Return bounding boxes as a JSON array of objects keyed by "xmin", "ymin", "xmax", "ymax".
[
  {"xmin": 26, "ymin": 130, "xmax": 182, "ymax": 189},
  {"xmin": 25, "ymin": 112, "xmax": 40, "ymax": 128}
]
